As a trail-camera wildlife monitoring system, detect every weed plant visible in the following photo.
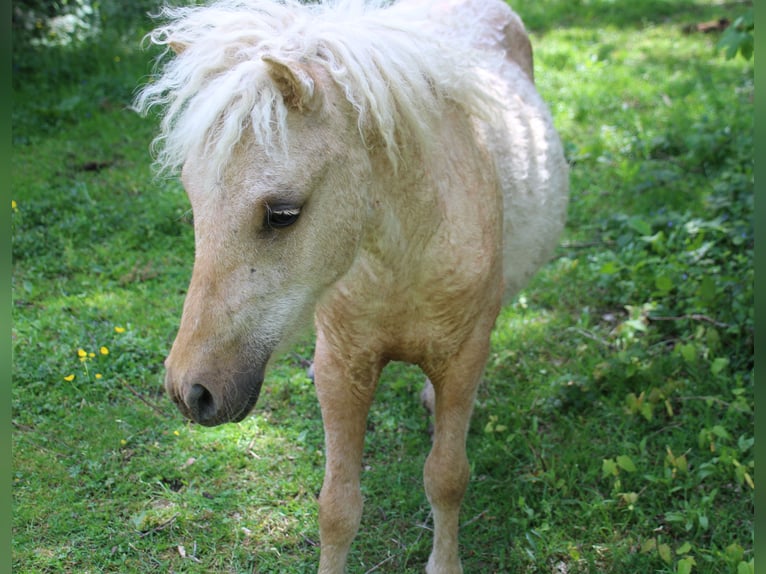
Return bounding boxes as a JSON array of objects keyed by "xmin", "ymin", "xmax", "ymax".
[{"xmin": 12, "ymin": 1, "xmax": 753, "ymax": 572}]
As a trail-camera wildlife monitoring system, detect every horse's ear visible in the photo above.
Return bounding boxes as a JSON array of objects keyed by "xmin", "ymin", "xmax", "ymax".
[{"xmin": 262, "ymin": 56, "xmax": 317, "ymax": 112}]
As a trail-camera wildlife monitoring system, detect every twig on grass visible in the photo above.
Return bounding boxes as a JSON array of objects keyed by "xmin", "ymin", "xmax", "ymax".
[
  {"xmin": 363, "ymin": 512, "xmax": 435, "ymax": 573},
  {"xmin": 679, "ymin": 395, "xmax": 750, "ymax": 413},
  {"xmin": 177, "ymin": 542, "xmax": 202, "ymax": 563},
  {"xmin": 119, "ymin": 377, "xmax": 168, "ymax": 418},
  {"xmin": 460, "ymin": 510, "xmax": 488, "ymax": 529},
  {"xmin": 649, "ymin": 313, "xmax": 730, "ymax": 329},
  {"xmin": 138, "ymin": 513, "xmax": 179, "ymax": 537},
  {"xmin": 247, "ymin": 436, "xmax": 262, "ymax": 459},
  {"xmin": 364, "ymin": 553, "xmax": 397, "ymax": 573},
  {"xmin": 568, "ymin": 327, "xmax": 615, "ymax": 349}
]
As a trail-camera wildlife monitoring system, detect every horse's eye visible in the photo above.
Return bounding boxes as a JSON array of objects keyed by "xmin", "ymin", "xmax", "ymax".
[{"xmin": 265, "ymin": 205, "xmax": 301, "ymax": 229}]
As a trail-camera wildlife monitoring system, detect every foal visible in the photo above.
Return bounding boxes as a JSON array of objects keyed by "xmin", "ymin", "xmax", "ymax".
[{"xmin": 135, "ymin": 0, "xmax": 568, "ymax": 571}]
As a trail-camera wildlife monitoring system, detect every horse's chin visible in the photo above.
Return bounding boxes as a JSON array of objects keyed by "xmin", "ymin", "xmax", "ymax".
[{"xmin": 223, "ymin": 379, "xmax": 264, "ymax": 425}]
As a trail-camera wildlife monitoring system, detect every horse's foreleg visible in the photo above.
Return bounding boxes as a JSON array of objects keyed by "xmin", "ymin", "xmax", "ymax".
[
  {"xmin": 422, "ymin": 332, "xmax": 490, "ymax": 574},
  {"xmin": 313, "ymin": 332, "xmax": 381, "ymax": 574}
]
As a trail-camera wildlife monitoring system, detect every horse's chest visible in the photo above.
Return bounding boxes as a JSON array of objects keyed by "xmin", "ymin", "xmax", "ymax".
[{"xmin": 321, "ymin": 270, "xmax": 499, "ymax": 364}]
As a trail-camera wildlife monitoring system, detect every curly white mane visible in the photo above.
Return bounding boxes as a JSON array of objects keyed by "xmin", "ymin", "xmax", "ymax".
[{"xmin": 133, "ymin": 0, "xmax": 503, "ymax": 174}]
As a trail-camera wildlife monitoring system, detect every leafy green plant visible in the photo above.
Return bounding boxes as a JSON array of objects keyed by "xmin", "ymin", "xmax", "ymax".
[{"xmin": 718, "ymin": 10, "xmax": 754, "ymax": 60}]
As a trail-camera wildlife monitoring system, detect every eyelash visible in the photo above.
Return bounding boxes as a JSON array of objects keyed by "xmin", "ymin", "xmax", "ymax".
[{"xmin": 265, "ymin": 204, "xmax": 301, "ymax": 229}]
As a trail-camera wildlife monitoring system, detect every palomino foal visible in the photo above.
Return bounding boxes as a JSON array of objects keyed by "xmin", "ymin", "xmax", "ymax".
[{"xmin": 135, "ymin": 0, "xmax": 568, "ymax": 572}]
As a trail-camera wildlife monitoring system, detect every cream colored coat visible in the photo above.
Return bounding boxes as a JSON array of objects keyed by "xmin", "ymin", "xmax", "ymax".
[{"xmin": 135, "ymin": 1, "xmax": 568, "ymax": 572}]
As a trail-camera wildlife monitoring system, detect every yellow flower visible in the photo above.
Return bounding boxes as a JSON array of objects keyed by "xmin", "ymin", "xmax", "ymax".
[
  {"xmin": 64, "ymin": 374, "xmax": 75, "ymax": 381},
  {"xmin": 12, "ymin": 200, "xmax": 17, "ymax": 212},
  {"xmin": 77, "ymin": 348, "xmax": 87, "ymax": 358},
  {"xmin": 173, "ymin": 430, "xmax": 180, "ymax": 436},
  {"xmin": 88, "ymin": 352, "xmax": 96, "ymax": 358},
  {"xmin": 95, "ymin": 373, "xmax": 103, "ymax": 379},
  {"xmin": 120, "ymin": 439, "xmax": 127, "ymax": 446},
  {"xmin": 100, "ymin": 346, "xmax": 109, "ymax": 355},
  {"xmin": 114, "ymin": 326, "xmax": 126, "ymax": 333}
]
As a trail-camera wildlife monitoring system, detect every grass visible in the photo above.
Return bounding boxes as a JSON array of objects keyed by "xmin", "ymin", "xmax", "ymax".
[{"xmin": 12, "ymin": 0, "xmax": 753, "ymax": 572}]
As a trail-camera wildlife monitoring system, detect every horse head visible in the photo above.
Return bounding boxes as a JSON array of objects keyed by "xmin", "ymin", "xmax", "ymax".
[{"xmin": 160, "ymin": 54, "xmax": 372, "ymax": 425}]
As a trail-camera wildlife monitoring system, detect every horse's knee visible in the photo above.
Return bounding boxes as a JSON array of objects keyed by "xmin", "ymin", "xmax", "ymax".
[
  {"xmin": 318, "ymin": 480, "xmax": 363, "ymax": 549},
  {"xmin": 424, "ymin": 446, "xmax": 469, "ymax": 508}
]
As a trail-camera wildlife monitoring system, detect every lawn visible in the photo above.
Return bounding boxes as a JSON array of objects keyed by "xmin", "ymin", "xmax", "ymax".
[{"xmin": 12, "ymin": 0, "xmax": 753, "ymax": 572}]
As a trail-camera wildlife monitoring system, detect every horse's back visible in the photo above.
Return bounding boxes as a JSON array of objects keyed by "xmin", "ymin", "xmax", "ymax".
[
  {"xmin": 399, "ymin": 0, "xmax": 534, "ymax": 80},
  {"xmin": 433, "ymin": 0, "xmax": 567, "ymax": 301}
]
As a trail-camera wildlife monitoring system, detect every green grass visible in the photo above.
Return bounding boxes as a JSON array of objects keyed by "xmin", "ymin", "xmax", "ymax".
[{"xmin": 12, "ymin": 1, "xmax": 753, "ymax": 572}]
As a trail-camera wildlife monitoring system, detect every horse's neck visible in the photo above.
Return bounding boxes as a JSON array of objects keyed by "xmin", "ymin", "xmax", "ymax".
[
  {"xmin": 360, "ymin": 108, "xmax": 499, "ymax": 273},
  {"xmin": 363, "ymin": 156, "xmax": 442, "ymax": 264},
  {"xmin": 318, "ymin": 115, "xmax": 504, "ymax": 346}
]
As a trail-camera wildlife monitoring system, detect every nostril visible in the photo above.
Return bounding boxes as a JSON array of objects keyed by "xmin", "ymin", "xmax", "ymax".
[{"xmin": 187, "ymin": 383, "xmax": 217, "ymax": 424}]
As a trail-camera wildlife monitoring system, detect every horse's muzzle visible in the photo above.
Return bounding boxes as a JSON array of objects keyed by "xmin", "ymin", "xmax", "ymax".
[{"xmin": 166, "ymin": 368, "xmax": 264, "ymax": 426}]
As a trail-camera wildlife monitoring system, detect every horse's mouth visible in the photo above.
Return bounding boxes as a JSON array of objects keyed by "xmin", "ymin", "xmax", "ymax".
[{"xmin": 227, "ymin": 380, "xmax": 264, "ymax": 424}]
